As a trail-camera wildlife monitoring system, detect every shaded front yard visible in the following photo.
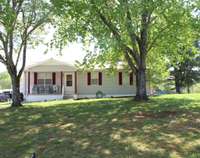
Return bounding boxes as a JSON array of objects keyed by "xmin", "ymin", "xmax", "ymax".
[{"xmin": 0, "ymin": 94, "xmax": 200, "ymax": 158}]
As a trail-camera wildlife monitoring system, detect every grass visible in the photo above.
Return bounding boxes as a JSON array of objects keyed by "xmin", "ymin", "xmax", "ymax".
[{"xmin": 0, "ymin": 94, "xmax": 200, "ymax": 158}]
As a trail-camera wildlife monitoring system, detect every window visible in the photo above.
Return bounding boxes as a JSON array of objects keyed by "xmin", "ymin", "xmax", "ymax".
[
  {"xmin": 87, "ymin": 72, "xmax": 102, "ymax": 85},
  {"xmin": 66, "ymin": 74, "xmax": 73, "ymax": 87},
  {"xmin": 37, "ymin": 73, "xmax": 52, "ymax": 85},
  {"xmin": 91, "ymin": 72, "xmax": 98, "ymax": 85}
]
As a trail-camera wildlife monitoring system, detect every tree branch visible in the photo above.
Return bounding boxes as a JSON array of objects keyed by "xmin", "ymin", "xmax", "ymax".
[
  {"xmin": 139, "ymin": 11, "xmax": 151, "ymax": 55},
  {"xmin": 8, "ymin": 1, "xmax": 24, "ymax": 58},
  {"xmin": 8, "ymin": 32, "xmax": 14, "ymax": 57},
  {"xmin": 0, "ymin": 31, "xmax": 6, "ymax": 52},
  {"xmin": 15, "ymin": 29, "xmax": 27, "ymax": 66},
  {"xmin": 12, "ymin": 0, "xmax": 24, "ymax": 26},
  {"xmin": 94, "ymin": 7, "xmax": 140, "ymax": 65},
  {"xmin": 124, "ymin": 0, "xmax": 140, "ymax": 46},
  {"xmin": 124, "ymin": 4, "xmax": 140, "ymax": 65},
  {"xmin": 124, "ymin": 49, "xmax": 137, "ymax": 71},
  {"xmin": 147, "ymin": 25, "xmax": 169, "ymax": 51},
  {"xmin": 15, "ymin": 9, "xmax": 49, "ymax": 66},
  {"xmin": 15, "ymin": 8, "xmax": 27, "ymax": 66},
  {"xmin": 27, "ymin": 18, "xmax": 47, "ymax": 37},
  {"xmin": 18, "ymin": 40, "xmax": 26, "ymax": 77},
  {"xmin": 0, "ymin": 54, "xmax": 6, "ymax": 64},
  {"xmin": 0, "ymin": 31, "xmax": 11, "ymax": 66},
  {"xmin": 96, "ymin": 9, "xmax": 121, "ymax": 41}
]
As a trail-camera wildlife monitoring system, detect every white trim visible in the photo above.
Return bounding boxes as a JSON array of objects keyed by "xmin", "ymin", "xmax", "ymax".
[
  {"xmin": 25, "ymin": 58, "xmax": 76, "ymax": 70},
  {"xmin": 77, "ymin": 94, "xmax": 135, "ymax": 99},
  {"xmin": 24, "ymin": 93, "xmax": 135, "ymax": 102},
  {"xmin": 25, "ymin": 94, "xmax": 63, "ymax": 102}
]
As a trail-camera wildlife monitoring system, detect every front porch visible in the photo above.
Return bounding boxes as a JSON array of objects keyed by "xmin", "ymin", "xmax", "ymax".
[
  {"xmin": 22, "ymin": 58, "xmax": 78, "ymax": 102},
  {"xmin": 24, "ymin": 71, "xmax": 77, "ymax": 100}
]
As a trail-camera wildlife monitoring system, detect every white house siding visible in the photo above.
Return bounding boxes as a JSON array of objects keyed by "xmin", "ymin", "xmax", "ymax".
[
  {"xmin": 77, "ymin": 71, "xmax": 136, "ymax": 98},
  {"xmin": 20, "ymin": 72, "xmax": 29, "ymax": 95}
]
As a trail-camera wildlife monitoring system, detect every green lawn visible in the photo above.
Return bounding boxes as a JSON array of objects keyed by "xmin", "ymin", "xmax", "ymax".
[{"xmin": 0, "ymin": 94, "xmax": 200, "ymax": 158}]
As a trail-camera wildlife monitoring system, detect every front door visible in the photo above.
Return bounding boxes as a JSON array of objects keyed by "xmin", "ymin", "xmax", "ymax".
[{"xmin": 64, "ymin": 73, "xmax": 74, "ymax": 95}]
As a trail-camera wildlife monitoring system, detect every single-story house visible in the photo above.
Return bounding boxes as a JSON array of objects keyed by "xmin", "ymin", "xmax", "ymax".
[{"xmin": 20, "ymin": 58, "xmax": 150, "ymax": 102}]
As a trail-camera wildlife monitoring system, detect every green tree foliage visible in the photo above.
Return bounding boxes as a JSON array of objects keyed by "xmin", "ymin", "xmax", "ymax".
[
  {"xmin": 0, "ymin": 0, "xmax": 52, "ymax": 107},
  {"xmin": 147, "ymin": 52, "xmax": 169, "ymax": 90},
  {"xmin": 162, "ymin": 4, "xmax": 200, "ymax": 94},
  {"xmin": 183, "ymin": 55, "xmax": 200, "ymax": 93},
  {"xmin": 52, "ymin": 0, "xmax": 196, "ymax": 100},
  {"xmin": 170, "ymin": 42, "xmax": 200, "ymax": 93},
  {"xmin": 0, "ymin": 71, "xmax": 11, "ymax": 90}
]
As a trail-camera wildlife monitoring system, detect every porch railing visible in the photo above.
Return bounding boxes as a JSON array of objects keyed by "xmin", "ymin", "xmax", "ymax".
[{"xmin": 31, "ymin": 85, "xmax": 62, "ymax": 95}]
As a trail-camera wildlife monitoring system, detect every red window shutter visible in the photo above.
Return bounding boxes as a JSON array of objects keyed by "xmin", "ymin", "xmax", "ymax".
[
  {"xmin": 52, "ymin": 72, "xmax": 56, "ymax": 85},
  {"xmin": 61, "ymin": 72, "xmax": 63, "ymax": 92},
  {"xmin": 28, "ymin": 72, "xmax": 30, "ymax": 94},
  {"xmin": 87, "ymin": 72, "xmax": 91, "ymax": 85},
  {"xmin": 130, "ymin": 72, "xmax": 133, "ymax": 85},
  {"xmin": 119, "ymin": 72, "xmax": 122, "ymax": 85},
  {"xmin": 34, "ymin": 72, "xmax": 37, "ymax": 85},
  {"xmin": 98, "ymin": 72, "xmax": 102, "ymax": 85},
  {"xmin": 75, "ymin": 72, "xmax": 77, "ymax": 94}
]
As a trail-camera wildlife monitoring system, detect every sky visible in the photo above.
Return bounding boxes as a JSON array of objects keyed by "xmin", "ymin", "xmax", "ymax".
[
  {"xmin": 0, "ymin": 43, "xmax": 87, "ymax": 73},
  {"xmin": 0, "ymin": 26, "xmax": 88, "ymax": 73}
]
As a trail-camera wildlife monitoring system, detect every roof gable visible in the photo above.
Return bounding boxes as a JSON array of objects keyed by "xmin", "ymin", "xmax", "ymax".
[{"xmin": 25, "ymin": 58, "xmax": 76, "ymax": 71}]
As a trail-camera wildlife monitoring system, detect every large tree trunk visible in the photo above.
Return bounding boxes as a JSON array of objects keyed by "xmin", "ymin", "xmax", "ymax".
[
  {"xmin": 134, "ymin": 11, "xmax": 149, "ymax": 101},
  {"xmin": 11, "ymin": 76, "xmax": 22, "ymax": 107},
  {"xmin": 187, "ymin": 82, "xmax": 190, "ymax": 93},
  {"xmin": 135, "ymin": 68, "xmax": 148, "ymax": 101},
  {"xmin": 174, "ymin": 69, "xmax": 182, "ymax": 94},
  {"xmin": 175, "ymin": 78, "xmax": 181, "ymax": 93}
]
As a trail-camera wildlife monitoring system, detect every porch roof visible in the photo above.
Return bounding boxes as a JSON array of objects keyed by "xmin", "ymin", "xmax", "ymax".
[{"xmin": 25, "ymin": 58, "xmax": 77, "ymax": 72}]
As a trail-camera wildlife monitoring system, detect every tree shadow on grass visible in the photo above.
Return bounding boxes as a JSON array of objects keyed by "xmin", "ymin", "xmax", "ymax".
[{"xmin": 0, "ymin": 96, "xmax": 200, "ymax": 158}]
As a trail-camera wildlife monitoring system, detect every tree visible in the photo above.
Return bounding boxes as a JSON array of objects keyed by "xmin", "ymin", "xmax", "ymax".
[
  {"xmin": 184, "ymin": 55, "xmax": 200, "ymax": 93},
  {"xmin": 171, "ymin": 53, "xmax": 200, "ymax": 93},
  {"xmin": 0, "ymin": 71, "xmax": 11, "ymax": 90},
  {"xmin": 170, "ymin": 43, "xmax": 200, "ymax": 93},
  {"xmin": 164, "ymin": 4, "xmax": 200, "ymax": 94},
  {"xmin": 0, "ymin": 0, "xmax": 51, "ymax": 107},
  {"xmin": 52, "ymin": 0, "xmax": 194, "ymax": 101}
]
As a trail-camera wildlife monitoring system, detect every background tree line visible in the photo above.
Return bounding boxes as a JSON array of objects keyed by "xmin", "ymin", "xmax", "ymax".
[{"xmin": 0, "ymin": 71, "xmax": 11, "ymax": 90}]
